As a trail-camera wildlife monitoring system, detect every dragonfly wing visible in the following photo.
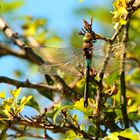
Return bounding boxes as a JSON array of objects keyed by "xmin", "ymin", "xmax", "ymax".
[
  {"xmin": 91, "ymin": 55, "xmax": 138, "ymax": 74},
  {"xmin": 91, "ymin": 55, "xmax": 105, "ymax": 72},
  {"xmin": 31, "ymin": 46, "xmax": 85, "ymax": 76},
  {"xmin": 32, "ymin": 41, "xmax": 136, "ymax": 63},
  {"xmin": 39, "ymin": 63, "xmax": 60, "ymax": 75},
  {"xmin": 38, "ymin": 57, "xmax": 85, "ymax": 77},
  {"xmin": 59, "ymin": 59, "xmax": 85, "ymax": 76},
  {"xmin": 31, "ymin": 41, "xmax": 137, "ymax": 75},
  {"xmin": 31, "ymin": 46, "xmax": 83, "ymax": 64},
  {"xmin": 92, "ymin": 41, "xmax": 137, "ymax": 73},
  {"xmin": 93, "ymin": 41, "xmax": 136, "ymax": 57}
]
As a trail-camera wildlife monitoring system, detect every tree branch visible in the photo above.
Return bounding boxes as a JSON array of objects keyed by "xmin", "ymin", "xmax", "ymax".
[
  {"xmin": 0, "ymin": 76, "xmax": 59, "ymax": 92},
  {"xmin": 119, "ymin": 2, "xmax": 138, "ymax": 128},
  {"xmin": 0, "ymin": 43, "xmax": 31, "ymax": 61},
  {"xmin": 120, "ymin": 40, "xmax": 129, "ymax": 126},
  {"xmin": 0, "ymin": 76, "xmax": 81, "ymax": 100}
]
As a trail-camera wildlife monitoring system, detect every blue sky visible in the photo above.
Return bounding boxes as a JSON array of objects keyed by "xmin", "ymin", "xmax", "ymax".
[{"xmin": 19, "ymin": 0, "xmax": 111, "ymax": 35}]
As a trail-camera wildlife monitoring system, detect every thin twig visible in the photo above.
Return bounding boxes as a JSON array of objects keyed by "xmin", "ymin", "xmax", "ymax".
[{"xmin": 120, "ymin": 22, "xmax": 130, "ymax": 129}]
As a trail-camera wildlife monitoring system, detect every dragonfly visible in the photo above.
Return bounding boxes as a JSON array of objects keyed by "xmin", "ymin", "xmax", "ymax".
[{"xmin": 31, "ymin": 34, "xmax": 137, "ymax": 107}]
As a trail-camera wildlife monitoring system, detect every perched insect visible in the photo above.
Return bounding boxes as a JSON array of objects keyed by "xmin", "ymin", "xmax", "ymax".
[{"xmin": 31, "ymin": 37, "xmax": 137, "ymax": 107}]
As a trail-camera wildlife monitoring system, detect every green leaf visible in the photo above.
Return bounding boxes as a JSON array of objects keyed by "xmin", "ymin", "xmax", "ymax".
[
  {"xmin": 104, "ymin": 132, "xmax": 119, "ymax": 140},
  {"xmin": 20, "ymin": 96, "xmax": 32, "ymax": 105},
  {"xmin": 88, "ymin": 125, "xmax": 96, "ymax": 136},
  {"xmin": 111, "ymin": 0, "xmax": 128, "ymax": 30},
  {"xmin": 73, "ymin": 114, "xmax": 78, "ymax": 122},
  {"xmin": 128, "ymin": 112, "xmax": 140, "ymax": 121},
  {"xmin": 46, "ymin": 103, "xmax": 62, "ymax": 123},
  {"xmin": 128, "ymin": 104, "xmax": 138, "ymax": 113},
  {"xmin": 65, "ymin": 130, "xmax": 76, "ymax": 137},
  {"xmin": 73, "ymin": 98, "xmax": 94, "ymax": 116},
  {"xmin": 80, "ymin": 124, "xmax": 85, "ymax": 131},
  {"xmin": 104, "ymin": 72, "xmax": 119, "ymax": 85},
  {"xmin": 25, "ymin": 97, "xmax": 40, "ymax": 112},
  {"xmin": 72, "ymin": 113, "xmax": 78, "ymax": 127},
  {"xmin": 117, "ymin": 7, "xmax": 128, "ymax": 15},
  {"xmin": 10, "ymin": 87, "xmax": 21, "ymax": 98},
  {"xmin": 64, "ymin": 130, "xmax": 82, "ymax": 140},
  {"xmin": 17, "ymin": 95, "xmax": 33, "ymax": 113},
  {"xmin": 76, "ymin": 78, "xmax": 85, "ymax": 90},
  {"xmin": 119, "ymin": 18, "xmax": 127, "ymax": 25},
  {"xmin": 2, "ymin": 109, "xmax": 11, "ymax": 117},
  {"xmin": 0, "ymin": 127, "xmax": 7, "ymax": 140},
  {"xmin": 112, "ymin": 0, "xmax": 127, "ymax": 11},
  {"xmin": 16, "ymin": 105, "xmax": 24, "ymax": 114},
  {"xmin": 2, "ymin": 97, "xmax": 14, "ymax": 111},
  {"xmin": 104, "ymin": 129, "xmax": 139, "ymax": 140},
  {"xmin": 74, "ymin": 98, "xmax": 86, "ymax": 112},
  {"xmin": 53, "ymin": 103, "xmax": 61, "ymax": 123},
  {"xmin": 1, "ymin": 0, "xmax": 25, "ymax": 14},
  {"xmin": 119, "ymin": 129, "xmax": 139, "ymax": 140},
  {"xmin": 0, "ymin": 91, "xmax": 5, "ymax": 99}
]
